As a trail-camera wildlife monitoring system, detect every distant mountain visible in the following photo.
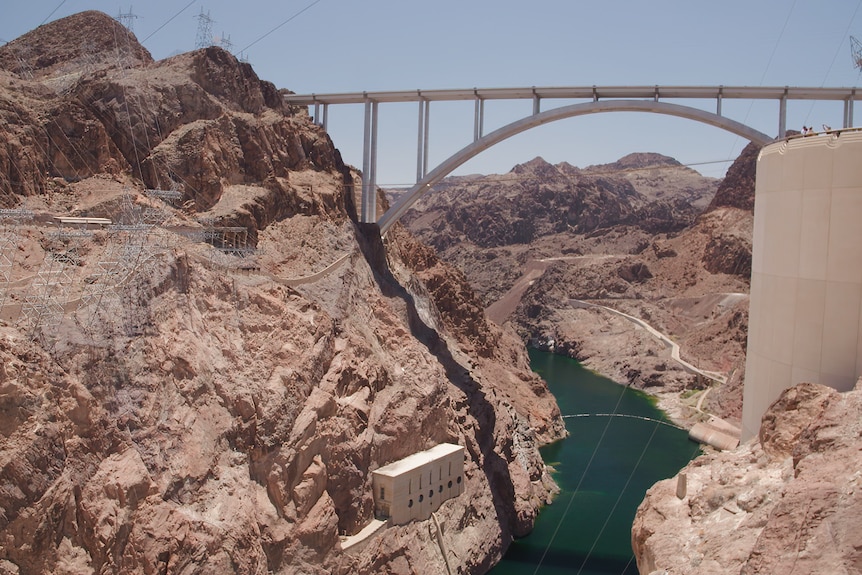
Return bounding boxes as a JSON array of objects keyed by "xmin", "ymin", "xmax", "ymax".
[{"xmin": 398, "ymin": 154, "xmax": 718, "ymax": 253}]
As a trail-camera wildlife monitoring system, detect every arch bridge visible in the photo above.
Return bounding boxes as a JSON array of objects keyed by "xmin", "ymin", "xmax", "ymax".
[{"xmin": 283, "ymin": 85, "xmax": 860, "ymax": 233}]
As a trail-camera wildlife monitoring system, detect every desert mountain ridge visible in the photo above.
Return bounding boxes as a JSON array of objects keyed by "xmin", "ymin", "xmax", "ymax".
[{"xmin": 0, "ymin": 10, "xmax": 565, "ymax": 575}]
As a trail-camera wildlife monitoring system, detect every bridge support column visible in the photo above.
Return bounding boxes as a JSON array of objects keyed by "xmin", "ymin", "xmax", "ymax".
[
  {"xmin": 845, "ymin": 94, "xmax": 855, "ymax": 128},
  {"xmin": 417, "ymin": 99, "xmax": 430, "ymax": 181},
  {"xmin": 778, "ymin": 91, "xmax": 787, "ymax": 138},
  {"xmin": 361, "ymin": 100, "xmax": 379, "ymax": 223},
  {"xmin": 312, "ymin": 103, "xmax": 329, "ymax": 130},
  {"xmin": 473, "ymin": 95, "xmax": 484, "ymax": 141}
]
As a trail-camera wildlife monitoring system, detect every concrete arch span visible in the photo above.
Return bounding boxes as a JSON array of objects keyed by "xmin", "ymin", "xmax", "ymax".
[{"xmin": 377, "ymin": 99, "xmax": 773, "ymax": 234}]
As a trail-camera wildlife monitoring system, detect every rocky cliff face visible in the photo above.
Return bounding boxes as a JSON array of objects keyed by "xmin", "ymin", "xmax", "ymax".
[
  {"xmin": 632, "ymin": 381, "xmax": 862, "ymax": 575},
  {"xmin": 0, "ymin": 12, "xmax": 563, "ymax": 575}
]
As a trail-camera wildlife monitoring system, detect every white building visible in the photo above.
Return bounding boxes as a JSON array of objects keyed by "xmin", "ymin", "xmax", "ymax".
[
  {"xmin": 372, "ymin": 443, "xmax": 465, "ymax": 525},
  {"xmin": 743, "ymin": 128, "xmax": 862, "ymax": 441}
]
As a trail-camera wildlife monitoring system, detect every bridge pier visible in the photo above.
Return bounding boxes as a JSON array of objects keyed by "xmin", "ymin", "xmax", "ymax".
[
  {"xmin": 417, "ymin": 98, "xmax": 430, "ymax": 182},
  {"xmin": 313, "ymin": 102, "xmax": 329, "ymax": 131},
  {"xmin": 473, "ymin": 94, "xmax": 484, "ymax": 141},
  {"xmin": 361, "ymin": 99, "xmax": 379, "ymax": 223},
  {"xmin": 778, "ymin": 91, "xmax": 787, "ymax": 138}
]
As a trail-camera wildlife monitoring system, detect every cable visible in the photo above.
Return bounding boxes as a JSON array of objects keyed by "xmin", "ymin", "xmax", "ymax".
[
  {"xmin": 140, "ymin": 0, "xmax": 198, "ymax": 44},
  {"xmin": 238, "ymin": 0, "xmax": 324, "ymax": 53},
  {"xmin": 562, "ymin": 413, "xmax": 685, "ymax": 431},
  {"xmin": 39, "ymin": 0, "xmax": 67, "ymax": 26},
  {"xmin": 112, "ymin": 24, "xmax": 145, "ymax": 182},
  {"xmin": 530, "ymin": 381, "xmax": 629, "ymax": 575},
  {"xmin": 802, "ymin": 0, "xmax": 862, "ymax": 127},
  {"xmin": 2, "ymin": 44, "xmax": 86, "ymax": 185},
  {"xmin": 576, "ymin": 421, "xmax": 660, "ymax": 575},
  {"xmin": 818, "ymin": 0, "xmax": 862, "ymax": 84},
  {"xmin": 723, "ymin": 0, "xmax": 798, "ymax": 161}
]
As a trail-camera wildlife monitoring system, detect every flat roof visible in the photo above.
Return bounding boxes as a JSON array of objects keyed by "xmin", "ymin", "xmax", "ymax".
[
  {"xmin": 54, "ymin": 217, "xmax": 113, "ymax": 225},
  {"xmin": 373, "ymin": 443, "xmax": 463, "ymax": 477}
]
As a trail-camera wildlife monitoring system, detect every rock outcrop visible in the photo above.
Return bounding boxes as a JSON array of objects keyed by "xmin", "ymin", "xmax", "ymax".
[
  {"xmin": 0, "ymin": 12, "xmax": 564, "ymax": 575},
  {"xmin": 632, "ymin": 381, "xmax": 862, "ymax": 575}
]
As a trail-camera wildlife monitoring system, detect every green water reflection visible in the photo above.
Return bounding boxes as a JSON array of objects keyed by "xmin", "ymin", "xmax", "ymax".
[{"xmin": 490, "ymin": 349, "xmax": 701, "ymax": 575}]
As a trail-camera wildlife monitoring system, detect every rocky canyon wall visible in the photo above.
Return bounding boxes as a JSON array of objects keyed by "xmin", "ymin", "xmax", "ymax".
[{"xmin": 0, "ymin": 11, "xmax": 564, "ymax": 574}]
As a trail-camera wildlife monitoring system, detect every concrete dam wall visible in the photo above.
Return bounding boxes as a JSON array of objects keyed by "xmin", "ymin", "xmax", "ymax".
[{"xmin": 742, "ymin": 128, "xmax": 862, "ymax": 441}]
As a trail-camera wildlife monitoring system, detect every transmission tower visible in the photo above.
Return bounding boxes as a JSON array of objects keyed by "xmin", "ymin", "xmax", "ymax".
[
  {"xmin": 116, "ymin": 6, "xmax": 139, "ymax": 33},
  {"xmin": 20, "ymin": 224, "xmax": 88, "ymax": 346},
  {"xmin": 76, "ymin": 191, "xmax": 159, "ymax": 341},
  {"xmin": 852, "ymin": 36, "xmax": 862, "ymax": 71},
  {"xmin": 195, "ymin": 8, "xmax": 215, "ymax": 49},
  {"xmin": 218, "ymin": 32, "xmax": 234, "ymax": 52},
  {"xmin": 0, "ymin": 209, "xmax": 33, "ymax": 311}
]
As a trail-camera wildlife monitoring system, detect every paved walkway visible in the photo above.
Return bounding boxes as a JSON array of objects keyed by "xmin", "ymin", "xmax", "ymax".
[
  {"xmin": 570, "ymin": 299, "xmax": 727, "ymax": 385},
  {"xmin": 340, "ymin": 518, "xmax": 387, "ymax": 551}
]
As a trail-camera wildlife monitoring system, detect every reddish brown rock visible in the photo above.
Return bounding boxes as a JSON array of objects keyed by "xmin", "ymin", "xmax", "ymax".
[
  {"xmin": 632, "ymin": 382, "xmax": 862, "ymax": 575},
  {"xmin": 0, "ymin": 11, "xmax": 564, "ymax": 575}
]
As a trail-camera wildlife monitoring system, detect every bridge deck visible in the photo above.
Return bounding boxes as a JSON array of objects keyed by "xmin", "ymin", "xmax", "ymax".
[{"xmin": 284, "ymin": 85, "xmax": 861, "ymax": 105}]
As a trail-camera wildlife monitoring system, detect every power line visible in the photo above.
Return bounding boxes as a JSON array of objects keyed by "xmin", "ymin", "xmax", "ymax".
[
  {"xmin": 723, "ymin": 0, "xmax": 798, "ymax": 162},
  {"xmin": 239, "ymin": 0, "xmax": 324, "ymax": 53},
  {"xmin": 531, "ymin": 382, "xmax": 629, "ymax": 575},
  {"xmin": 821, "ymin": 0, "xmax": 862, "ymax": 83},
  {"xmin": 576, "ymin": 421, "xmax": 660, "ymax": 575},
  {"xmin": 39, "ymin": 0, "xmax": 67, "ymax": 26},
  {"xmin": 140, "ymin": 0, "xmax": 198, "ymax": 44},
  {"xmin": 562, "ymin": 413, "xmax": 685, "ymax": 431},
  {"xmin": 802, "ymin": 0, "xmax": 862, "ymax": 126}
]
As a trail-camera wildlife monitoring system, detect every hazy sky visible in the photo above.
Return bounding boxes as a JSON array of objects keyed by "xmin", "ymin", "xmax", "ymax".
[{"xmin": 2, "ymin": 1, "xmax": 861, "ymax": 183}]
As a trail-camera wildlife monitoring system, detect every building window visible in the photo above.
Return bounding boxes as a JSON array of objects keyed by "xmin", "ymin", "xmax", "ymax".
[
  {"xmin": 448, "ymin": 461, "xmax": 452, "ymax": 476},
  {"xmin": 408, "ymin": 499, "xmax": 413, "ymax": 508},
  {"xmin": 419, "ymin": 494, "xmax": 424, "ymax": 502},
  {"xmin": 448, "ymin": 480, "xmax": 453, "ymax": 488},
  {"xmin": 429, "ymin": 489, "xmax": 433, "ymax": 498},
  {"xmin": 457, "ymin": 476, "xmax": 462, "ymax": 484},
  {"xmin": 380, "ymin": 487, "xmax": 385, "ymax": 500},
  {"xmin": 439, "ymin": 485, "xmax": 443, "ymax": 493}
]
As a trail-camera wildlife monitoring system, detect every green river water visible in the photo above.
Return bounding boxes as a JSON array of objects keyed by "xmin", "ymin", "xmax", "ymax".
[{"xmin": 490, "ymin": 349, "xmax": 701, "ymax": 575}]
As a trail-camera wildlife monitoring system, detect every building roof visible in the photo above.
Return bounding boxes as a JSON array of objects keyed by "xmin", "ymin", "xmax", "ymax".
[
  {"xmin": 54, "ymin": 216, "xmax": 113, "ymax": 225},
  {"xmin": 372, "ymin": 443, "xmax": 463, "ymax": 477}
]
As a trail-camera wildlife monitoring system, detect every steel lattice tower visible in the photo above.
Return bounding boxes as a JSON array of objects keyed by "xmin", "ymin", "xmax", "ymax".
[
  {"xmin": 195, "ymin": 9, "xmax": 215, "ymax": 49},
  {"xmin": 115, "ymin": 7, "xmax": 139, "ymax": 33},
  {"xmin": 852, "ymin": 36, "xmax": 862, "ymax": 71}
]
